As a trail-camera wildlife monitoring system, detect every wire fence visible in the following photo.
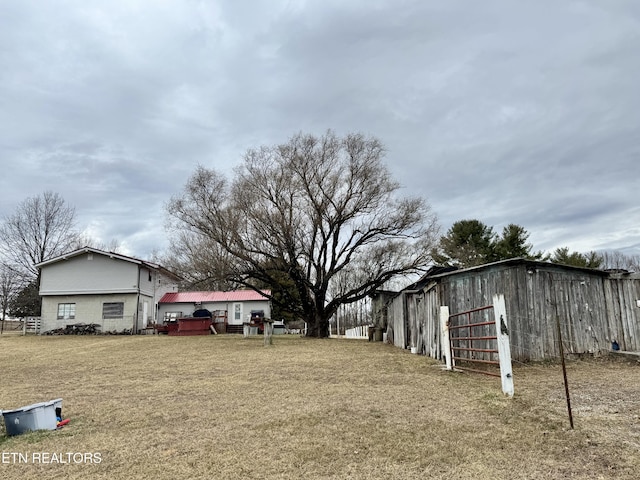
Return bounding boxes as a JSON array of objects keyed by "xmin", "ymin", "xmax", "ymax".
[{"xmin": 472, "ymin": 312, "xmax": 637, "ymax": 428}]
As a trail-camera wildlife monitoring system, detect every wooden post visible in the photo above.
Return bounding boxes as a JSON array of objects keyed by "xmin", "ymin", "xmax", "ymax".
[
  {"xmin": 556, "ymin": 315, "xmax": 574, "ymax": 429},
  {"xmin": 440, "ymin": 306, "xmax": 452, "ymax": 370},
  {"xmin": 493, "ymin": 294, "xmax": 514, "ymax": 397},
  {"xmin": 264, "ymin": 319, "xmax": 273, "ymax": 346}
]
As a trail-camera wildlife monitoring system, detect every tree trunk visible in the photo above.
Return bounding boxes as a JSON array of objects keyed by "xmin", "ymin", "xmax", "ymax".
[{"xmin": 306, "ymin": 311, "xmax": 330, "ymax": 338}]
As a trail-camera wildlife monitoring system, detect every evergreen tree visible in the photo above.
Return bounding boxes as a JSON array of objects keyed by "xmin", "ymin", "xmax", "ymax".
[
  {"xmin": 494, "ymin": 224, "xmax": 547, "ymax": 261},
  {"xmin": 8, "ymin": 282, "xmax": 41, "ymax": 317},
  {"xmin": 432, "ymin": 219, "xmax": 496, "ymax": 267},
  {"xmin": 434, "ymin": 220, "xmax": 546, "ymax": 267},
  {"xmin": 550, "ymin": 247, "xmax": 603, "ymax": 269}
]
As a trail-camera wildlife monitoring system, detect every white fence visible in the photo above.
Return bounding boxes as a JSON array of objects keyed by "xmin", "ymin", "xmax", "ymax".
[
  {"xmin": 329, "ymin": 324, "xmax": 373, "ymax": 339},
  {"xmin": 344, "ymin": 325, "xmax": 372, "ymax": 339},
  {"xmin": 24, "ymin": 317, "xmax": 42, "ymax": 334}
]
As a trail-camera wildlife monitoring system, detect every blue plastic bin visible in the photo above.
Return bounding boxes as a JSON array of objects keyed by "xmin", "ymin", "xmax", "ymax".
[{"xmin": 1, "ymin": 398, "xmax": 62, "ymax": 436}]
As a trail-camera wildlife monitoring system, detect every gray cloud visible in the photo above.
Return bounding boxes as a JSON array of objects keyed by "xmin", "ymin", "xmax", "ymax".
[{"xmin": 1, "ymin": 0, "xmax": 639, "ymax": 260}]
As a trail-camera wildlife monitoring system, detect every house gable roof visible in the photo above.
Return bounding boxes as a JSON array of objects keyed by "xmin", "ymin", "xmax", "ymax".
[
  {"xmin": 35, "ymin": 246, "xmax": 182, "ymax": 281},
  {"xmin": 159, "ymin": 290, "xmax": 271, "ymax": 304}
]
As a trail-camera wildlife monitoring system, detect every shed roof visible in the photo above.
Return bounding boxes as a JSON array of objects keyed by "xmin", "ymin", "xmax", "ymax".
[
  {"xmin": 159, "ymin": 290, "xmax": 271, "ymax": 304},
  {"xmin": 423, "ymin": 257, "xmax": 610, "ymax": 280}
]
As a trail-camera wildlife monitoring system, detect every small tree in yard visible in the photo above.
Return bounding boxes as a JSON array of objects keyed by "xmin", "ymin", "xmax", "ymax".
[
  {"xmin": 0, "ymin": 191, "xmax": 79, "ymax": 281},
  {"xmin": 8, "ymin": 281, "xmax": 41, "ymax": 318},
  {"xmin": 0, "ymin": 192, "xmax": 80, "ymax": 329},
  {"xmin": 0, "ymin": 263, "xmax": 23, "ymax": 333},
  {"xmin": 166, "ymin": 131, "xmax": 439, "ymax": 337}
]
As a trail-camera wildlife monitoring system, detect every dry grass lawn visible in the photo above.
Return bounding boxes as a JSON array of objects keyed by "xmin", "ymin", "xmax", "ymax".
[{"xmin": 0, "ymin": 334, "xmax": 639, "ymax": 479}]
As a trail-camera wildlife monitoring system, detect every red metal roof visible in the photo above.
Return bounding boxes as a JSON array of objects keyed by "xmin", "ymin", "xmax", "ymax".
[{"xmin": 159, "ymin": 290, "xmax": 270, "ymax": 304}]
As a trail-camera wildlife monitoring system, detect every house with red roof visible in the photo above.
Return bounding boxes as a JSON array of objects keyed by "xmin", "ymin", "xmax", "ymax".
[{"xmin": 158, "ymin": 289, "xmax": 271, "ymax": 334}]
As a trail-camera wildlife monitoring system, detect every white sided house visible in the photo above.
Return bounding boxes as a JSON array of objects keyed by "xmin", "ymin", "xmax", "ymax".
[
  {"xmin": 37, "ymin": 247, "xmax": 181, "ymax": 334},
  {"xmin": 158, "ymin": 290, "xmax": 271, "ymax": 334}
]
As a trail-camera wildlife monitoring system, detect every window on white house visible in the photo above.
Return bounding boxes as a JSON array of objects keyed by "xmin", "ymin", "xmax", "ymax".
[
  {"xmin": 103, "ymin": 302, "xmax": 124, "ymax": 319},
  {"xmin": 57, "ymin": 303, "xmax": 76, "ymax": 320},
  {"xmin": 234, "ymin": 303, "xmax": 242, "ymax": 322}
]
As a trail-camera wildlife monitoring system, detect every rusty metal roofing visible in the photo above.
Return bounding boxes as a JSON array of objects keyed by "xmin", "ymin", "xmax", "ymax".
[{"xmin": 159, "ymin": 290, "xmax": 271, "ymax": 304}]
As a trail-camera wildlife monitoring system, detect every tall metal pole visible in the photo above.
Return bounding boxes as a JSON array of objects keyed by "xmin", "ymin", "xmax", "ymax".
[{"xmin": 556, "ymin": 315, "xmax": 574, "ymax": 429}]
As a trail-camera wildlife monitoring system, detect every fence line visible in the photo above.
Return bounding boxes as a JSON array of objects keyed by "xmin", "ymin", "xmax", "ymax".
[
  {"xmin": 344, "ymin": 325, "xmax": 371, "ymax": 339},
  {"xmin": 24, "ymin": 317, "xmax": 42, "ymax": 334}
]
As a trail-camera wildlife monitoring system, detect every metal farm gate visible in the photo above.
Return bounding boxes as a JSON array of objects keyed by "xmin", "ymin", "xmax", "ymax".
[
  {"xmin": 440, "ymin": 294, "xmax": 514, "ymax": 397},
  {"xmin": 448, "ymin": 304, "xmax": 499, "ymax": 374}
]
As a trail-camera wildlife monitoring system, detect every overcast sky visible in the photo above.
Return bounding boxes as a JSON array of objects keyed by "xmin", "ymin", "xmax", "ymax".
[{"xmin": 1, "ymin": 0, "xmax": 639, "ymax": 260}]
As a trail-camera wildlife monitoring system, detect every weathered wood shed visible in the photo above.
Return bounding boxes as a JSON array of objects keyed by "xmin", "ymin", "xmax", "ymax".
[
  {"xmin": 370, "ymin": 289, "xmax": 399, "ymax": 328},
  {"xmin": 381, "ymin": 259, "xmax": 640, "ymax": 362}
]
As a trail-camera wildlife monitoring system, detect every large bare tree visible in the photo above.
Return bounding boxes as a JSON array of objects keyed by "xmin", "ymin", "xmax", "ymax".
[
  {"xmin": 0, "ymin": 191, "xmax": 79, "ymax": 280},
  {"xmin": 167, "ymin": 131, "xmax": 439, "ymax": 337},
  {"xmin": 161, "ymin": 231, "xmax": 238, "ymax": 291}
]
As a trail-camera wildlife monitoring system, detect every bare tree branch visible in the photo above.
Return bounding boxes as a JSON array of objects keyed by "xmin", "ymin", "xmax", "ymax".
[{"xmin": 0, "ymin": 191, "xmax": 79, "ymax": 280}]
